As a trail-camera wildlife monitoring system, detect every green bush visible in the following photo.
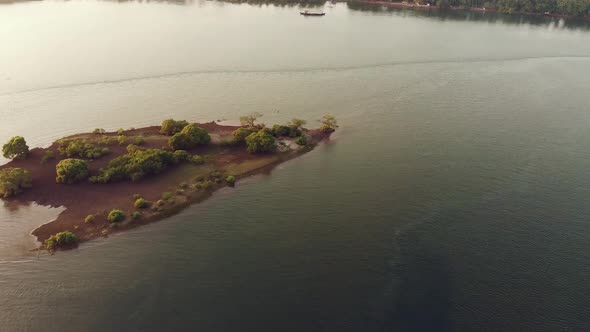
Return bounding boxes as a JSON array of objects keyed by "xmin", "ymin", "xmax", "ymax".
[
  {"xmin": 320, "ymin": 115, "xmax": 339, "ymax": 133},
  {"xmin": 176, "ymin": 189, "xmax": 185, "ymax": 195},
  {"xmin": 107, "ymin": 209, "xmax": 126, "ymax": 223},
  {"xmin": 40, "ymin": 150, "xmax": 56, "ymax": 164},
  {"xmin": 239, "ymin": 112, "xmax": 263, "ymax": 127},
  {"xmin": 132, "ymin": 211, "xmax": 142, "ymax": 220},
  {"xmin": 93, "ymin": 128, "xmax": 106, "ymax": 134},
  {"xmin": 85, "ymin": 214, "xmax": 95, "ymax": 223},
  {"xmin": 117, "ymin": 128, "xmax": 125, "ymax": 135},
  {"xmin": 134, "ymin": 137, "xmax": 145, "ymax": 145},
  {"xmin": 271, "ymin": 125, "xmax": 290, "ymax": 137},
  {"xmin": 245, "ymin": 130, "xmax": 277, "ymax": 153},
  {"xmin": 179, "ymin": 181, "xmax": 189, "ymax": 189},
  {"xmin": 45, "ymin": 231, "xmax": 78, "ymax": 251},
  {"xmin": 133, "ymin": 193, "xmax": 142, "ymax": 200},
  {"xmin": 160, "ymin": 119, "xmax": 189, "ymax": 136},
  {"xmin": 93, "ymin": 148, "xmax": 174, "ymax": 183},
  {"xmin": 226, "ymin": 175, "xmax": 236, "ymax": 186},
  {"xmin": 0, "ymin": 168, "xmax": 32, "ymax": 198},
  {"xmin": 162, "ymin": 192, "xmax": 173, "ymax": 200},
  {"xmin": 173, "ymin": 150, "xmax": 190, "ymax": 163},
  {"xmin": 295, "ymin": 135, "xmax": 308, "ymax": 146},
  {"xmin": 117, "ymin": 135, "xmax": 127, "ymax": 146},
  {"xmin": 156, "ymin": 199, "xmax": 165, "ymax": 206},
  {"xmin": 168, "ymin": 124, "xmax": 211, "ymax": 150},
  {"xmin": 58, "ymin": 139, "xmax": 108, "ymax": 159},
  {"xmin": 2, "ymin": 136, "xmax": 29, "ymax": 160},
  {"xmin": 134, "ymin": 198, "xmax": 150, "ymax": 209},
  {"xmin": 232, "ymin": 127, "xmax": 258, "ymax": 143},
  {"xmin": 56, "ymin": 158, "xmax": 89, "ymax": 184},
  {"xmin": 190, "ymin": 155, "xmax": 205, "ymax": 165}
]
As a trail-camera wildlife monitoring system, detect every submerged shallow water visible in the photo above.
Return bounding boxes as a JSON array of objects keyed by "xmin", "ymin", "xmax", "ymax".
[{"xmin": 2, "ymin": 1, "xmax": 590, "ymax": 330}]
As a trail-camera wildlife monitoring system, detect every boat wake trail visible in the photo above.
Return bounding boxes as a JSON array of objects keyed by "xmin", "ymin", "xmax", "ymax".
[{"xmin": 2, "ymin": 54, "xmax": 590, "ymax": 97}]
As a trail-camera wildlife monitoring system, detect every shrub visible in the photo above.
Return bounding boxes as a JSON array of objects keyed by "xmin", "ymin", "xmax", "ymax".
[
  {"xmin": 190, "ymin": 155, "xmax": 205, "ymax": 165},
  {"xmin": 134, "ymin": 198, "xmax": 150, "ymax": 209},
  {"xmin": 179, "ymin": 181, "xmax": 189, "ymax": 189},
  {"xmin": 134, "ymin": 137, "xmax": 145, "ymax": 145},
  {"xmin": 320, "ymin": 115, "xmax": 339, "ymax": 133},
  {"xmin": 84, "ymin": 214, "xmax": 95, "ymax": 223},
  {"xmin": 58, "ymin": 139, "xmax": 108, "ymax": 159},
  {"xmin": 107, "ymin": 209, "xmax": 126, "ymax": 223},
  {"xmin": 173, "ymin": 150, "xmax": 190, "ymax": 163},
  {"xmin": 226, "ymin": 175, "xmax": 236, "ymax": 186},
  {"xmin": 133, "ymin": 193, "xmax": 141, "ymax": 200},
  {"xmin": 295, "ymin": 135, "xmax": 308, "ymax": 146},
  {"xmin": 94, "ymin": 148, "xmax": 175, "ymax": 183},
  {"xmin": 245, "ymin": 130, "xmax": 277, "ymax": 153},
  {"xmin": 0, "ymin": 168, "xmax": 32, "ymax": 198},
  {"xmin": 117, "ymin": 135, "xmax": 127, "ymax": 146},
  {"xmin": 93, "ymin": 128, "xmax": 106, "ymax": 134},
  {"xmin": 40, "ymin": 150, "xmax": 56, "ymax": 164},
  {"xmin": 162, "ymin": 192, "xmax": 173, "ymax": 200},
  {"xmin": 2, "ymin": 136, "xmax": 29, "ymax": 160},
  {"xmin": 290, "ymin": 118, "xmax": 307, "ymax": 130},
  {"xmin": 117, "ymin": 128, "xmax": 125, "ymax": 135},
  {"xmin": 232, "ymin": 127, "xmax": 258, "ymax": 143},
  {"xmin": 176, "ymin": 189, "xmax": 184, "ymax": 195},
  {"xmin": 132, "ymin": 211, "xmax": 141, "ymax": 220},
  {"xmin": 56, "ymin": 158, "xmax": 89, "ymax": 184},
  {"xmin": 168, "ymin": 124, "xmax": 211, "ymax": 150},
  {"xmin": 201, "ymin": 180, "xmax": 213, "ymax": 190},
  {"xmin": 160, "ymin": 119, "xmax": 189, "ymax": 136},
  {"xmin": 271, "ymin": 125, "xmax": 290, "ymax": 137},
  {"xmin": 98, "ymin": 135, "xmax": 117, "ymax": 145},
  {"xmin": 45, "ymin": 231, "xmax": 78, "ymax": 250},
  {"xmin": 156, "ymin": 199, "xmax": 165, "ymax": 206}
]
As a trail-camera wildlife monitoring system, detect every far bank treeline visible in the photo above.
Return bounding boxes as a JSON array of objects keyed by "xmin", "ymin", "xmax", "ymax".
[
  {"xmin": 368, "ymin": 0, "xmax": 590, "ymax": 17},
  {"xmin": 0, "ymin": 114, "xmax": 338, "ymax": 251}
]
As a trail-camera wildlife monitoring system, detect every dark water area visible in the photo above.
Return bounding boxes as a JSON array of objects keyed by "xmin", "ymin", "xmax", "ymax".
[{"xmin": 2, "ymin": 1, "xmax": 590, "ymax": 331}]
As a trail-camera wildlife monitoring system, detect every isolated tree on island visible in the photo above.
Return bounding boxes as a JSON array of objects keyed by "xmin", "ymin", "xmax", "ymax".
[
  {"xmin": 245, "ymin": 130, "xmax": 276, "ymax": 153},
  {"xmin": 56, "ymin": 158, "xmax": 89, "ymax": 184},
  {"xmin": 320, "ymin": 115, "xmax": 339, "ymax": 133},
  {"xmin": 240, "ymin": 112, "xmax": 263, "ymax": 128},
  {"xmin": 0, "ymin": 167, "xmax": 32, "ymax": 198},
  {"xmin": 2, "ymin": 136, "xmax": 29, "ymax": 160}
]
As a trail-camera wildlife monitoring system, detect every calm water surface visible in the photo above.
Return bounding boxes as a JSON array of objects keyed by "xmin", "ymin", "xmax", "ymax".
[{"xmin": 1, "ymin": 1, "xmax": 590, "ymax": 331}]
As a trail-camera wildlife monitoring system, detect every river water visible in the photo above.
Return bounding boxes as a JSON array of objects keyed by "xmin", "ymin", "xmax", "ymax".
[{"xmin": 2, "ymin": 1, "xmax": 590, "ymax": 330}]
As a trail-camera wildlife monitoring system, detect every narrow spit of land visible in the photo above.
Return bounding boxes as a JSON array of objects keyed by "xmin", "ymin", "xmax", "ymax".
[{"xmin": 0, "ymin": 117, "xmax": 336, "ymax": 252}]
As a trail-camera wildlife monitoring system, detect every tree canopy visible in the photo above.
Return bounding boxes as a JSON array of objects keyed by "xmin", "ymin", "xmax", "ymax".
[
  {"xmin": 0, "ymin": 167, "xmax": 32, "ymax": 198},
  {"xmin": 92, "ymin": 148, "xmax": 175, "ymax": 183},
  {"xmin": 168, "ymin": 124, "xmax": 211, "ymax": 150},
  {"xmin": 160, "ymin": 119, "xmax": 189, "ymax": 136},
  {"xmin": 56, "ymin": 158, "xmax": 89, "ymax": 184},
  {"xmin": 2, "ymin": 136, "xmax": 29, "ymax": 160},
  {"xmin": 245, "ymin": 130, "xmax": 277, "ymax": 153}
]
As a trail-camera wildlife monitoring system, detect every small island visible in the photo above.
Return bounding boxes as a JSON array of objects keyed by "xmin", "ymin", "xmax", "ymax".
[{"xmin": 0, "ymin": 114, "xmax": 338, "ymax": 252}]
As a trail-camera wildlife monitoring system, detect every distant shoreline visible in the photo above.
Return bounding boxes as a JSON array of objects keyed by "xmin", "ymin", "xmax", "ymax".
[{"xmin": 356, "ymin": 0, "xmax": 590, "ymax": 21}]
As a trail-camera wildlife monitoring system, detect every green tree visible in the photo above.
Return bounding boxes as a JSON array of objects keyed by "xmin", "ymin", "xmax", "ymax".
[
  {"xmin": 320, "ymin": 115, "xmax": 339, "ymax": 133},
  {"xmin": 45, "ymin": 231, "xmax": 78, "ymax": 251},
  {"xmin": 2, "ymin": 136, "xmax": 29, "ymax": 160},
  {"xmin": 245, "ymin": 130, "xmax": 277, "ymax": 153},
  {"xmin": 232, "ymin": 127, "xmax": 258, "ymax": 143},
  {"xmin": 239, "ymin": 112, "xmax": 263, "ymax": 127},
  {"xmin": 290, "ymin": 118, "xmax": 307, "ymax": 130},
  {"xmin": 56, "ymin": 158, "xmax": 89, "ymax": 184},
  {"xmin": 0, "ymin": 168, "xmax": 32, "ymax": 198},
  {"xmin": 160, "ymin": 119, "xmax": 189, "ymax": 136},
  {"xmin": 107, "ymin": 209, "xmax": 126, "ymax": 222},
  {"xmin": 168, "ymin": 124, "xmax": 211, "ymax": 150}
]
